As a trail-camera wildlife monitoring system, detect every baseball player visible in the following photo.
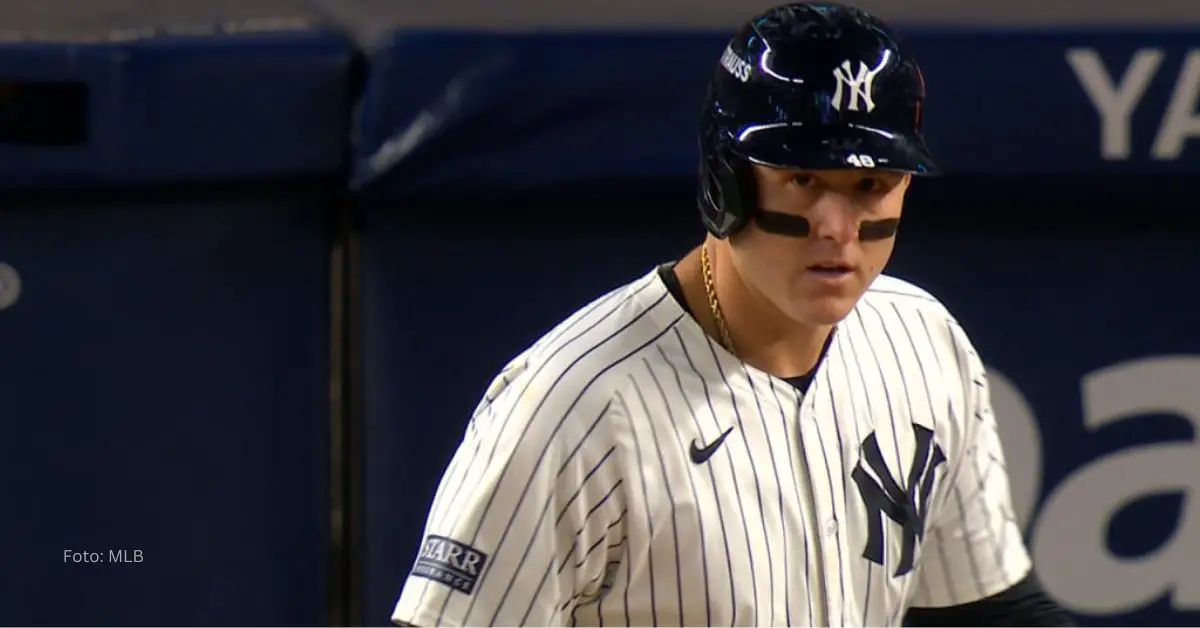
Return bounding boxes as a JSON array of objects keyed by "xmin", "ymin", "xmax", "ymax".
[{"xmin": 392, "ymin": 3, "xmax": 1074, "ymax": 626}]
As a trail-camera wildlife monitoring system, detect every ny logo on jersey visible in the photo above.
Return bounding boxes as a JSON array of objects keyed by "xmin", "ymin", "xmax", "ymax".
[
  {"xmin": 851, "ymin": 424, "xmax": 946, "ymax": 577},
  {"xmin": 831, "ymin": 58, "xmax": 885, "ymax": 112}
]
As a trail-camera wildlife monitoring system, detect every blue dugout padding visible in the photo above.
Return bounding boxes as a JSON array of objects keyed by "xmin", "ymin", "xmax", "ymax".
[
  {"xmin": 356, "ymin": 23, "xmax": 1200, "ymax": 627},
  {"xmin": 0, "ymin": 3, "xmax": 353, "ymax": 624},
  {"xmin": 354, "ymin": 28, "xmax": 1200, "ymax": 200},
  {"xmin": 0, "ymin": 15, "xmax": 350, "ymax": 189}
]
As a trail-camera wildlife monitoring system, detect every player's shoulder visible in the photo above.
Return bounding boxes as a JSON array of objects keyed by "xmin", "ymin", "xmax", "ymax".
[
  {"xmin": 862, "ymin": 273, "xmax": 945, "ymax": 311},
  {"xmin": 858, "ymin": 277, "xmax": 987, "ymax": 445},
  {"xmin": 475, "ymin": 267, "xmax": 685, "ymax": 430},
  {"xmin": 856, "ymin": 273, "xmax": 952, "ymax": 333},
  {"xmin": 857, "ymin": 273, "xmax": 979, "ymax": 366}
]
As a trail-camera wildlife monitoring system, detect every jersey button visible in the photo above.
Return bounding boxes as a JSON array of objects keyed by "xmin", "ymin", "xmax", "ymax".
[{"xmin": 825, "ymin": 519, "xmax": 838, "ymax": 537}]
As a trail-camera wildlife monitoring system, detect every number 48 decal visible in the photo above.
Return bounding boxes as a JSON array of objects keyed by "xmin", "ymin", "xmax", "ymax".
[{"xmin": 846, "ymin": 154, "xmax": 876, "ymax": 168}]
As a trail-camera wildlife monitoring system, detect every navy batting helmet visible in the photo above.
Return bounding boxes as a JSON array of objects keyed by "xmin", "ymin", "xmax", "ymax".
[{"xmin": 698, "ymin": 2, "xmax": 938, "ymax": 238}]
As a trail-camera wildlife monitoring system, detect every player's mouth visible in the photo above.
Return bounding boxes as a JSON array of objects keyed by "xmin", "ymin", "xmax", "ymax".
[
  {"xmin": 807, "ymin": 262, "xmax": 854, "ymax": 275},
  {"xmin": 805, "ymin": 263, "xmax": 855, "ymax": 284}
]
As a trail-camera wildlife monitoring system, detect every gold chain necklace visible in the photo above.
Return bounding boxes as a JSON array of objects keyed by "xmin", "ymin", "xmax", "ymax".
[{"xmin": 700, "ymin": 244, "xmax": 736, "ymax": 354}]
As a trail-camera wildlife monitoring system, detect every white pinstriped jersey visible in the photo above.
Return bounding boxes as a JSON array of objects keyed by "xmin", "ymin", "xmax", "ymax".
[{"xmin": 392, "ymin": 267, "xmax": 1032, "ymax": 627}]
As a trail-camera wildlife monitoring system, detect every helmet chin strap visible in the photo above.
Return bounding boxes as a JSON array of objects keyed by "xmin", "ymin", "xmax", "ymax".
[{"xmin": 753, "ymin": 210, "xmax": 901, "ymax": 242}]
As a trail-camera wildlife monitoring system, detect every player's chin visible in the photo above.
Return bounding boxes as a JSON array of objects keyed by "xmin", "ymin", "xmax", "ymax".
[{"xmin": 792, "ymin": 292, "xmax": 860, "ymax": 326}]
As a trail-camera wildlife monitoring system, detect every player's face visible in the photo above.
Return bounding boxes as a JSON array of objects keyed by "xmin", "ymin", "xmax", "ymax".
[{"xmin": 729, "ymin": 165, "xmax": 910, "ymax": 326}]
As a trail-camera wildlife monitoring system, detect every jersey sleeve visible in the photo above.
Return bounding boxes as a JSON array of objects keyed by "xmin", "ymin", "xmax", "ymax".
[
  {"xmin": 910, "ymin": 321, "xmax": 1033, "ymax": 608},
  {"xmin": 391, "ymin": 359, "xmax": 628, "ymax": 627}
]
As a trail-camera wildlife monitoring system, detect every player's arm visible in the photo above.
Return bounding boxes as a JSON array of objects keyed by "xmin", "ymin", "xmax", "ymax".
[
  {"xmin": 391, "ymin": 363, "xmax": 627, "ymax": 627},
  {"xmin": 904, "ymin": 571, "xmax": 1073, "ymax": 626},
  {"xmin": 906, "ymin": 321, "xmax": 1071, "ymax": 625}
]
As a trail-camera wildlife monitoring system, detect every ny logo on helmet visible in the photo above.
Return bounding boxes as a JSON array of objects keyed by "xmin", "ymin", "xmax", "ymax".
[{"xmin": 831, "ymin": 55, "xmax": 889, "ymax": 112}]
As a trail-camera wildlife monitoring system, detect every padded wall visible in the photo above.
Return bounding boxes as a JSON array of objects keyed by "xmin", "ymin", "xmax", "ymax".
[{"xmin": 0, "ymin": 5, "xmax": 352, "ymax": 623}]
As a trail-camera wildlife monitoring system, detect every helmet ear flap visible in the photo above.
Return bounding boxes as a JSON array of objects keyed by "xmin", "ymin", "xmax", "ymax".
[{"xmin": 698, "ymin": 142, "xmax": 757, "ymax": 239}]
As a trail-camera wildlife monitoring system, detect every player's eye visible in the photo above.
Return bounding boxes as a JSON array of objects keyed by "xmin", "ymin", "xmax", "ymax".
[
  {"xmin": 792, "ymin": 174, "xmax": 815, "ymax": 187},
  {"xmin": 854, "ymin": 177, "xmax": 882, "ymax": 192}
]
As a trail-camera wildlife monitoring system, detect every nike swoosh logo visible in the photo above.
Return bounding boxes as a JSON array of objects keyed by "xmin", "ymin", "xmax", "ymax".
[{"xmin": 690, "ymin": 427, "xmax": 735, "ymax": 464}]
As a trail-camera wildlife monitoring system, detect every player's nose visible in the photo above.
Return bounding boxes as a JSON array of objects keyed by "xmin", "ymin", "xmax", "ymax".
[{"xmin": 805, "ymin": 196, "xmax": 858, "ymax": 244}]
